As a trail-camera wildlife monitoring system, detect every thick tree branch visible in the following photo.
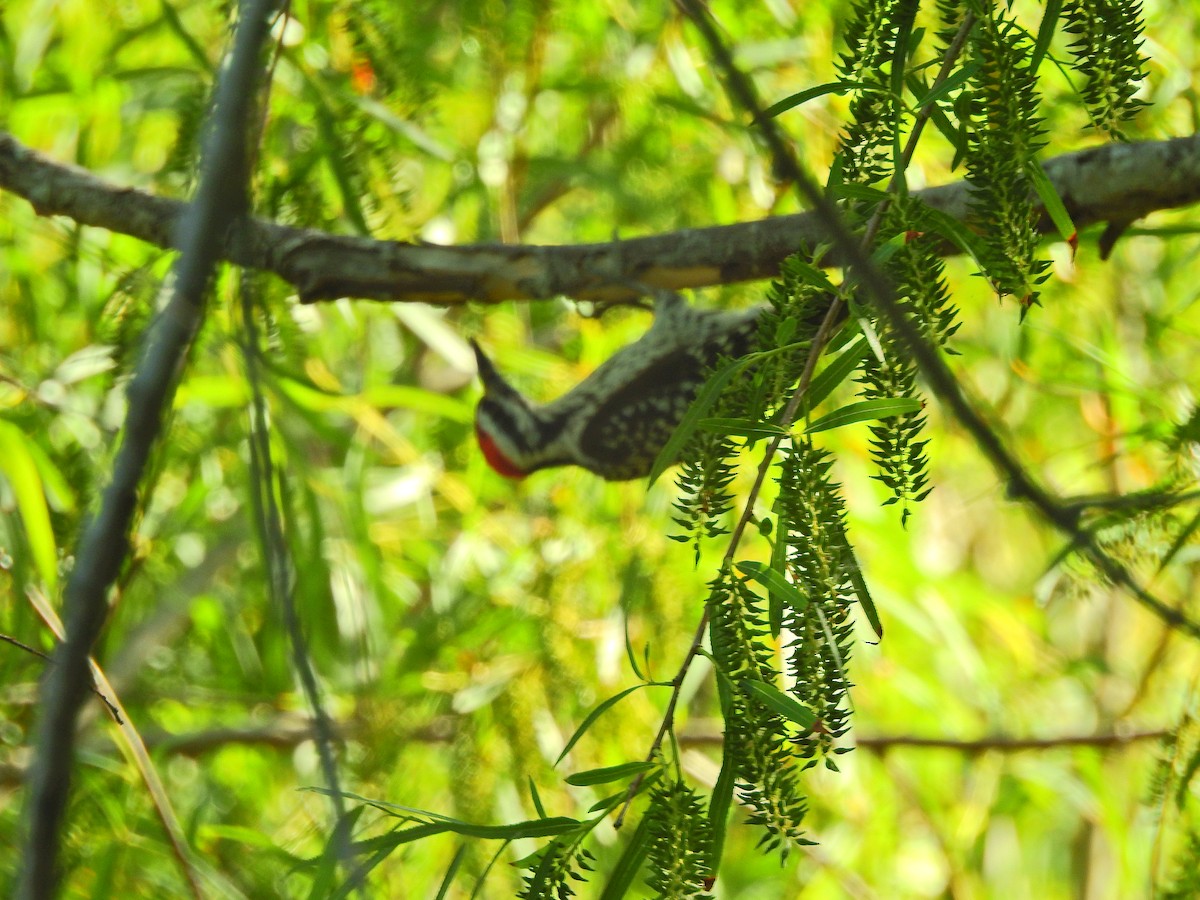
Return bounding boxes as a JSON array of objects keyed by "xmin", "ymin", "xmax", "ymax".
[{"xmin": 2, "ymin": 129, "xmax": 1199, "ymax": 305}]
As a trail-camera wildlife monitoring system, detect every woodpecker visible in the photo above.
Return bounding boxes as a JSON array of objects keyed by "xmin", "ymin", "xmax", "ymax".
[{"xmin": 472, "ymin": 293, "xmax": 764, "ymax": 481}]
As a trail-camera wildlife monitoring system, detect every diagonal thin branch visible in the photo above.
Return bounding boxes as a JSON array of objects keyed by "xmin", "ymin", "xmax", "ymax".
[
  {"xmin": 1, "ymin": 633, "xmax": 123, "ymax": 723},
  {"xmin": 239, "ymin": 269, "xmax": 352, "ymax": 861},
  {"xmin": 697, "ymin": 26, "xmax": 1200, "ymax": 644},
  {"xmin": 2, "ymin": 128, "xmax": 1199, "ymax": 305},
  {"xmin": 675, "ymin": 0, "xmax": 1200, "ymax": 642},
  {"xmin": 613, "ymin": 1, "xmax": 979, "ymax": 830},
  {"xmin": 17, "ymin": 2, "xmax": 280, "ymax": 897}
]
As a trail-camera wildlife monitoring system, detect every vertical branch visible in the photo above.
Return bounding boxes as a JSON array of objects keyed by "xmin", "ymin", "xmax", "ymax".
[
  {"xmin": 17, "ymin": 2, "xmax": 282, "ymax": 897},
  {"xmin": 239, "ymin": 273, "xmax": 351, "ymax": 862}
]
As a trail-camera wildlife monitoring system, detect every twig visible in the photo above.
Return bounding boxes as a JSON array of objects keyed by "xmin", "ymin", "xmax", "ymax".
[
  {"xmin": 0, "ymin": 713, "xmax": 1162, "ymax": 778},
  {"xmin": 612, "ymin": 611, "xmax": 711, "ymax": 828},
  {"xmin": 235, "ymin": 0, "xmax": 353, "ymax": 872},
  {"xmin": 0, "ymin": 632, "xmax": 50, "ymax": 661},
  {"xmin": 854, "ymin": 729, "xmax": 1168, "ymax": 753},
  {"xmin": 672, "ymin": 0, "xmax": 803, "ymax": 186},
  {"xmin": 612, "ymin": 2, "xmax": 979, "ymax": 826},
  {"xmin": 239, "ymin": 268, "xmax": 352, "ymax": 860},
  {"xmin": 1062, "ymin": 487, "xmax": 1200, "ymax": 515},
  {"xmin": 1, "ymin": 633, "xmax": 123, "ymax": 723},
  {"xmin": 17, "ymin": 2, "xmax": 280, "ymax": 897}
]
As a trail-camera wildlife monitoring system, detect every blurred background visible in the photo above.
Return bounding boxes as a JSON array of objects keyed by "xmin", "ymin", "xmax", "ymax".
[{"xmin": 2, "ymin": 1, "xmax": 1200, "ymax": 896}]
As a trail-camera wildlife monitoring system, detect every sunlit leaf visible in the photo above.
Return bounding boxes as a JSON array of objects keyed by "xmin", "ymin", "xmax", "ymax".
[
  {"xmin": 565, "ymin": 761, "xmax": 656, "ymax": 786},
  {"xmin": 0, "ymin": 420, "xmax": 58, "ymax": 589},
  {"xmin": 556, "ymin": 684, "xmax": 663, "ymax": 766},
  {"xmin": 735, "ymin": 560, "xmax": 809, "ymax": 612},
  {"xmin": 742, "ymin": 680, "xmax": 819, "ymax": 731},
  {"xmin": 598, "ymin": 811, "xmax": 652, "ymax": 900},
  {"xmin": 804, "ymin": 398, "xmax": 922, "ymax": 433}
]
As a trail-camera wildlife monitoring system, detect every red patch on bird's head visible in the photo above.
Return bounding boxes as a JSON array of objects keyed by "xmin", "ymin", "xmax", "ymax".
[{"xmin": 475, "ymin": 420, "xmax": 528, "ymax": 479}]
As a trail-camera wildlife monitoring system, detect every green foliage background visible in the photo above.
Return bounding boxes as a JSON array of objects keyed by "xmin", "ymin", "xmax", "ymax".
[{"xmin": 3, "ymin": 0, "xmax": 1200, "ymax": 896}]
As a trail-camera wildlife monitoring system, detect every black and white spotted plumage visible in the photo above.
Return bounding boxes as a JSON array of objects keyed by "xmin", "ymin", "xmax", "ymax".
[{"xmin": 472, "ymin": 293, "xmax": 764, "ymax": 481}]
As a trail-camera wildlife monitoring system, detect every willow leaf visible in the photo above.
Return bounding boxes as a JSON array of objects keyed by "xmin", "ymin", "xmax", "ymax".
[
  {"xmin": 557, "ymin": 683, "xmax": 662, "ymax": 765},
  {"xmin": 742, "ymin": 680, "xmax": 819, "ymax": 730},
  {"xmin": 566, "ymin": 762, "xmax": 656, "ymax": 787},
  {"xmin": 1026, "ymin": 159, "xmax": 1076, "ymax": 242},
  {"xmin": 803, "ymin": 335, "xmax": 869, "ymax": 414},
  {"xmin": 599, "ymin": 812, "xmax": 653, "ymax": 900},
  {"xmin": 804, "ymin": 398, "xmax": 922, "ymax": 433},
  {"xmin": 736, "ymin": 560, "xmax": 810, "ymax": 613},
  {"xmin": 762, "ymin": 80, "xmax": 874, "ymax": 118}
]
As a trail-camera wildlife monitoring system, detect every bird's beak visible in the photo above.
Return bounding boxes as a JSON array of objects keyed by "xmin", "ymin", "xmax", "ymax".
[{"xmin": 470, "ymin": 339, "xmax": 516, "ymax": 396}]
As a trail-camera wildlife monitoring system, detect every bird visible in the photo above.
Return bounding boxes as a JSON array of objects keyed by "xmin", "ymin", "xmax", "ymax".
[{"xmin": 471, "ymin": 292, "xmax": 764, "ymax": 480}]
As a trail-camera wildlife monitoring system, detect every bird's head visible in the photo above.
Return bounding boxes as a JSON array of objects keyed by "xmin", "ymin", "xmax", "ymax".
[{"xmin": 471, "ymin": 340, "xmax": 539, "ymax": 480}]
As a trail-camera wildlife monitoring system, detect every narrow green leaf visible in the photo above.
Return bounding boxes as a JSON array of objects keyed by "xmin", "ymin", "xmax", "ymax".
[
  {"xmin": 890, "ymin": 0, "xmax": 918, "ymax": 101},
  {"xmin": 1026, "ymin": 160, "xmax": 1076, "ymax": 243},
  {"xmin": 0, "ymin": 420, "xmax": 58, "ymax": 589},
  {"xmin": 845, "ymin": 549, "xmax": 883, "ymax": 639},
  {"xmin": 587, "ymin": 792, "xmax": 626, "ymax": 815},
  {"xmin": 915, "ymin": 61, "xmax": 980, "ymax": 109},
  {"xmin": 353, "ymin": 822, "xmax": 449, "ymax": 851},
  {"xmin": 767, "ymin": 501, "xmax": 790, "ymax": 638},
  {"xmin": 624, "ymin": 628, "xmax": 644, "ymax": 681},
  {"xmin": 24, "ymin": 439, "xmax": 76, "ymax": 514},
  {"xmin": 847, "ymin": 296, "xmax": 889, "ymax": 366},
  {"xmin": 599, "ymin": 812, "xmax": 653, "ymax": 900},
  {"xmin": 697, "ymin": 417, "xmax": 790, "ymax": 439},
  {"xmin": 802, "ymin": 336, "xmax": 869, "ymax": 414},
  {"xmin": 742, "ymin": 680, "xmax": 819, "ymax": 730},
  {"xmin": 449, "ymin": 817, "xmax": 582, "ymax": 841},
  {"xmin": 736, "ymin": 560, "xmax": 809, "ymax": 612},
  {"xmin": 868, "ymin": 230, "xmax": 909, "ymax": 268},
  {"xmin": 305, "ymin": 790, "xmax": 579, "ymax": 840},
  {"xmin": 761, "ymin": 80, "xmax": 872, "ymax": 119},
  {"xmin": 647, "ymin": 354, "xmax": 755, "ymax": 486},
  {"xmin": 198, "ymin": 824, "xmax": 282, "ymax": 848},
  {"xmin": 804, "ymin": 398, "xmax": 922, "ymax": 434},
  {"xmin": 175, "ymin": 374, "xmax": 251, "ymax": 408},
  {"xmin": 528, "ymin": 777, "xmax": 548, "ymax": 819},
  {"xmin": 785, "ymin": 257, "xmax": 839, "ymax": 293},
  {"xmin": 927, "ymin": 92, "xmax": 968, "ymax": 152},
  {"xmin": 705, "ymin": 704, "xmax": 738, "ymax": 881},
  {"xmin": 434, "ymin": 845, "xmax": 467, "ymax": 900},
  {"xmin": 1032, "ymin": 0, "xmax": 1063, "ymax": 72},
  {"xmin": 587, "ymin": 770, "xmax": 660, "ymax": 814},
  {"xmin": 274, "ymin": 378, "xmax": 473, "ymax": 423},
  {"xmin": 556, "ymin": 684, "xmax": 661, "ymax": 765},
  {"xmin": 361, "ymin": 384, "xmax": 475, "ymax": 422},
  {"xmin": 828, "ymin": 183, "xmax": 889, "ymax": 204},
  {"xmin": 565, "ymin": 761, "xmax": 656, "ymax": 787}
]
